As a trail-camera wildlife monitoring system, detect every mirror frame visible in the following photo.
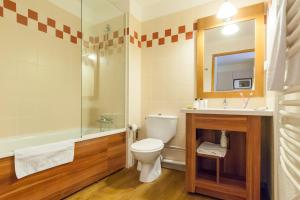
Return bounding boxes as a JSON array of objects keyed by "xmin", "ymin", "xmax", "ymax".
[{"xmin": 196, "ymin": 3, "xmax": 265, "ymax": 98}]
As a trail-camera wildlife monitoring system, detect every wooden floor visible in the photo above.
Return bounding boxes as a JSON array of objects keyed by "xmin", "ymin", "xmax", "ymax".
[{"xmin": 66, "ymin": 168, "xmax": 216, "ymax": 200}]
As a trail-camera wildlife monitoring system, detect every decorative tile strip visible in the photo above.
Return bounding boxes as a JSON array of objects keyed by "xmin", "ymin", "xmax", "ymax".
[{"xmin": 0, "ymin": 0, "xmax": 82, "ymax": 45}]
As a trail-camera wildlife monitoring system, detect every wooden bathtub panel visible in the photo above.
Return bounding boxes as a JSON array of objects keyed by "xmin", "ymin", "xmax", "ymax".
[{"xmin": 0, "ymin": 132, "xmax": 126, "ymax": 200}]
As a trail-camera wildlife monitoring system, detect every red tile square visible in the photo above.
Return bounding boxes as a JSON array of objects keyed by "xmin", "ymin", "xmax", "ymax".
[
  {"xmin": 28, "ymin": 9, "xmax": 38, "ymax": 21},
  {"xmin": 171, "ymin": 35, "xmax": 178, "ymax": 43},
  {"xmin": 138, "ymin": 41, "xmax": 141, "ymax": 48},
  {"xmin": 16, "ymin": 14, "xmax": 27, "ymax": 26},
  {"xmin": 118, "ymin": 37, "xmax": 124, "ymax": 44},
  {"xmin": 152, "ymin": 32, "xmax": 158, "ymax": 39},
  {"xmin": 77, "ymin": 31, "xmax": 82, "ymax": 39},
  {"xmin": 193, "ymin": 22, "xmax": 198, "ymax": 31},
  {"xmin": 56, "ymin": 29, "xmax": 63, "ymax": 39},
  {"xmin": 4, "ymin": 0, "xmax": 16, "ymax": 12},
  {"xmin": 71, "ymin": 35, "xmax": 77, "ymax": 44},
  {"xmin": 158, "ymin": 38, "xmax": 165, "ymax": 45},
  {"xmin": 147, "ymin": 40, "xmax": 152, "ymax": 48},
  {"xmin": 141, "ymin": 35, "xmax": 147, "ymax": 42},
  {"xmin": 185, "ymin": 32, "xmax": 193, "ymax": 40},
  {"xmin": 113, "ymin": 31, "xmax": 119, "ymax": 38},
  {"xmin": 134, "ymin": 31, "xmax": 138, "ymax": 39},
  {"xmin": 0, "ymin": 6, "xmax": 3, "ymax": 17},
  {"xmin": 178, "ymin": 25, "xmax": 186, "ymax": 34},
  {"xmin": 95, "ymin": 36, "xmax": 99, "ymax": 43},
  {"xmin": 165, "ymin": 29, "xmax": 171, "ymax": 37},
  {"xmin": 47, "ymin": 18, "xmax": 56, "ymax": 28},
  {"xmin": 130, "ymin": 36, "xmax": 134, "ymax": 44},
  {"xmin": 38, "ymin": 22, "xmax": 47, "ymax": 33},
  {"xmin": 63, "ymin": 25, "xmax": 71, "ymax": 34}
]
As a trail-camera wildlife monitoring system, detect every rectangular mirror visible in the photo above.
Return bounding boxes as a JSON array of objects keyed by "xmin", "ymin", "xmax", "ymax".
[
  {"xmin": 197, "ymin": 3, "xmax": 265, "ymax": 98},
  {"xmin": 204, "ymin": 20, "xmax": 255, "ymax": 92}
]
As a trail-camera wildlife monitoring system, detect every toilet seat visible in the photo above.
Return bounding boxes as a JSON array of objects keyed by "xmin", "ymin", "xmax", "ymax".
[{"xmin": 131, "ymin": 138, "xmax": 164, "ymax": 152}]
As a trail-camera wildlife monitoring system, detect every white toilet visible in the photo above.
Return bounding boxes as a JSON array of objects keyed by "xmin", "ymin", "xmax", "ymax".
[{"xmin": 130, "ymin": 114, "xmax": 177, "ymax": 183}]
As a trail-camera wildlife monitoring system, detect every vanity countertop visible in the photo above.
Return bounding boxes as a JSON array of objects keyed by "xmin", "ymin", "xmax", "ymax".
[{"xmin": 181, "ymin": 108, "xmax": 273, "ymax": 116}]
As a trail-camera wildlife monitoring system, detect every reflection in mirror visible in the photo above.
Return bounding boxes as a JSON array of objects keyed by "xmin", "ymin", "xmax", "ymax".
[
  {"xmin": 203, "ymin": 20, "xmax": 255, "ymax": 92},
  {"xmin": 213, "ymin": 50, "xmax": 255, "ymax": 91}
]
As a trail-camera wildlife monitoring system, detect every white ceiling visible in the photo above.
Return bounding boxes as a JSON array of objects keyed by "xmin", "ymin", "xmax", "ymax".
[
  {"xmin": 48, "ymin": 0, "xmax": 81, "ymax": 18},
  {"xmin": 48, "ymin": 0, "xmax": 126, "ymax": 25},
  {"xmin": 47, "ymin": 0, "xmax": 264, "ymax": 24},
  {"xmin": 82, "ymin": 0, "xmax": 124, "ymax": 24},
  {"xmin": 134, "ymin": 0, "xmax": 163, "ymax": 8},
  {"xmin": 131, "ymin": 0, "xmax": 217, "ymax": 21}
]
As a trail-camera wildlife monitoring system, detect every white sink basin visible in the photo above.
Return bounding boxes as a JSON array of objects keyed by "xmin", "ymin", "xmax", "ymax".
[{"xmin": 181, "ymin": 107, "xmax": 273, "ymax": 116}]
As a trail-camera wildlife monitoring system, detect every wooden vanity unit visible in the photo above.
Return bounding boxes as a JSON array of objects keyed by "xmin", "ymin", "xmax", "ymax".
[{"xmin": 183, "ymin": 109, "xmax": 272, "ymax": 200}]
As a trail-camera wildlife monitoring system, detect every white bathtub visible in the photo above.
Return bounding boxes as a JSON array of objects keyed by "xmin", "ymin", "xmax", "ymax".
[{"xmin": 0, "ymin": 128, "xmax": 126, "ymax": 159}]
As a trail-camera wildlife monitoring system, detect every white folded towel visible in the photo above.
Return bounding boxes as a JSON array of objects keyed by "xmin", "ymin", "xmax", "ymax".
[
  {"xmin": 266, "ymin": 0, "xmax": 287, "ymax": 91},
  {"xmin": 197, "ymin": 142, "xmax": 227, "ymax": 158},
  {"xmin": 14, "ymin": 140, "xmax": 75, "ymax": 179}
]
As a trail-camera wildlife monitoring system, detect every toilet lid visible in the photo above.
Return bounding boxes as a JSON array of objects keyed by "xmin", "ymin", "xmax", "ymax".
[{"xmin": 131, "ymin": 138, "xmax": 164, "ymax": 152}]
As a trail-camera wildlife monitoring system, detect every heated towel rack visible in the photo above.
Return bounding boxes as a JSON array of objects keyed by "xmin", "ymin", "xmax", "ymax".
[{"xmin": 277, "ymin": 0, "xmax": 300, "ymax": 192}]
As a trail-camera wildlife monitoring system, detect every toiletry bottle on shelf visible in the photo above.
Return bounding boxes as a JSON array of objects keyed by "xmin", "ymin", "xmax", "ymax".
[
  {"xmin": 193, "ymin": 98, "xmax": 199, "ymax": 110},
  {"xmin": 198, "ymin": 98, "xmax": 204, "ymax": 108},
  {"xmin": 220, "ymin": 130, "xmax": 228, "ymax": 148},
  {"xmin": 203, "ymin": 99, "xmax": 208, "ymax": 108}
]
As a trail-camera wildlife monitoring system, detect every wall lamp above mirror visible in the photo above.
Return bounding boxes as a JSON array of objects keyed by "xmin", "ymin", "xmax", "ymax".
[
  {"xmin": 217, "ymin": 0, "xmax": 237, "ymax": 21},
  {"xmin": 196, "ymin": 3, "xmax": 265, "ymax": 98}
]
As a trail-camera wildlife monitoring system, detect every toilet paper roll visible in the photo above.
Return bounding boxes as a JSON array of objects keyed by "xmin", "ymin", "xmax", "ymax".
[{"xmin": 128, "ymin": 124, "xmax": 138, "ymax": 132}]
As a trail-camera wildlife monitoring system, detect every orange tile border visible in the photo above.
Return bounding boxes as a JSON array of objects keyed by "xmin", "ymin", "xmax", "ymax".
[
  {"xmin": 56, "ymin": 29, "xmax": 63, "ymax": 39},
  {"xmin": 38, "ymin": 22, "xmax": 47, "ymax": 33},
  {"xmin": 47, "ymin": 17, "xmax": 56, "ymax": 28},
  {"xmin": 185, "ymin": 32, "xmax": 193, "ymax": 40},
  {"xmin": 16, "ymin": 13, "xmax": 27, "ymax": 26},
  {"xmin": 128, "ymin": 22, "xmax": 197, "ymax": 49},
  {"xmin": 4, "ymin": 0, "xmax": 16, "ymax": 12},
  {"xmin": 63, "ymin": 25, "xmax": 71, "ymax": 34},
  {"xmin": 171, "ymin": 35, "xmax": 179, "ymax": 43},
  {"xmin": 0, "ymin": 0, "xmax": 81, "ymax": 45},
  {"xmin": 1, "ymin": 0, "xmax": 198, "ymax": 49},
  {"xmin": 0, "ymin": 6, "xmax": 3, "ymax": 17},
  {"xmin": 165, "ymin": 29, "xmax": 171, "ymax": 37},
  {"xmin": 28, "ymin": 9, "xmax": 38, "ymax": 21},
  {"xmin": 178, "ymin": 25, "xmax": 186, "ymax": 34}
]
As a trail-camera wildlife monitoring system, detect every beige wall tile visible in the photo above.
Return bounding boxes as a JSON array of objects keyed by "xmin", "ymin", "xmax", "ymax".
[{"xmin": 0, "ymin": 0, "xmax": 81, "ymax": 138}]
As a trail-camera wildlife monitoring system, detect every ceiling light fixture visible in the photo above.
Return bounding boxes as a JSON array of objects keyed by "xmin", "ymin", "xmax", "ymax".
[
  {"xmin": 221, "ymin": 24, "xmax": 239, "ymax": 35},
  {"xmin": 217, "ymin": 0, "xmax": 237, "ymax": 21}
]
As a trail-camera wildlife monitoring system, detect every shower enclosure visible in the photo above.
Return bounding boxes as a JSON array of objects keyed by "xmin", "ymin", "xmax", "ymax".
[
  {"xmin": 82, "ymin": 0, "xmax": 126, "ymax": 135},
  {"xmin": 0, "ymin": 0, "xmax": 127, "ymax": 155}
]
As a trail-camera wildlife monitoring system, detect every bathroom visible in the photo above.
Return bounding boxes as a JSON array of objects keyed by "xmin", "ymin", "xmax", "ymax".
[{"xmin": 0, "ymin": 0, "xmax": 299, "ymax": 199}]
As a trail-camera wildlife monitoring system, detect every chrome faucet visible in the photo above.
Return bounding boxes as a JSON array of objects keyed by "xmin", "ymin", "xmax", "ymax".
[
  {"xmin": 243, "ymin": 98, "xmax": 250, "ymax": 109},
  {"xmin": 240, "ymin": 92, "xmax": 253, "ymax": 109},
  {"xmin": 97, "ymin": 116, "xmax": 113, "ymax": 124}
]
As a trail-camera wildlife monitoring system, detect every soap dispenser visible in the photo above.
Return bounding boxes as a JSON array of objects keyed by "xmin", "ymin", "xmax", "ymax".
[{"xmin": 220, "ymin": 130, "xmax": 228, "ymax": 148}]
